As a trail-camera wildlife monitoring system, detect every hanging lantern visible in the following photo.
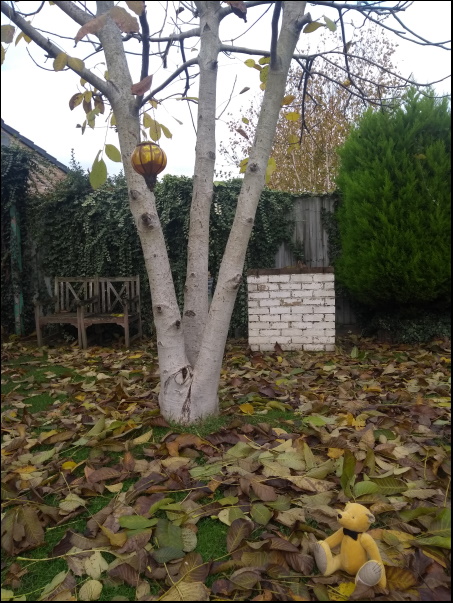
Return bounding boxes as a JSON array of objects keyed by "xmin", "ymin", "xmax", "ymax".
[{"xmin": 131, "ymin": 141, "xmax": 167, "ymax": 191}]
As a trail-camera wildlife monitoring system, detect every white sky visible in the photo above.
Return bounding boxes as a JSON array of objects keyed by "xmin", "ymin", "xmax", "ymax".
[{"xmin": 1, "ymin": 1, "xmax": 451, "ymax": 178}]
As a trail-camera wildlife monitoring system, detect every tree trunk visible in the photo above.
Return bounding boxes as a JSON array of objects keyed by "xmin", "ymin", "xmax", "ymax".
[{"xmin": 183, "ymin": 1, "xmax": 220, "ymax": 365}]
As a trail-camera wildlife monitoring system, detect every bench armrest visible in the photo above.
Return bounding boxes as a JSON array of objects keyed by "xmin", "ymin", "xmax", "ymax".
[
  {"xmin": 33, "ymin": 295, "xmax": 57, "ymax": 307},
  {"xmin": 75, "ymin": 296, "xmax": 99, "ymax": 307}
]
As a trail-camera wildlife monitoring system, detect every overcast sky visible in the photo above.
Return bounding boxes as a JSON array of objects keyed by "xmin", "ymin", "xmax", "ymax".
[{"xmin": 1, "ymin": 1, "xmax": 451, "ymax": 178}]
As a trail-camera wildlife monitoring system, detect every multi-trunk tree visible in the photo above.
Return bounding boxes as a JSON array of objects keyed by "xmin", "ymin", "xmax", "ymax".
[{"xmin": 1, "ymin": 1, "xmax": 450, "ymax": 423}]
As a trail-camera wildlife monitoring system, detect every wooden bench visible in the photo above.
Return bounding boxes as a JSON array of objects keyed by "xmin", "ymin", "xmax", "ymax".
[{"xmin": 34, "ymin": 276, "xmax": 142, "ymax": 349}]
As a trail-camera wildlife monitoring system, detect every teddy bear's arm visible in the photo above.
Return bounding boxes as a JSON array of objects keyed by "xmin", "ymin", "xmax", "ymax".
[{"xmin": 322, "ymin": 528, "xmax": 344, "ymax": 549}]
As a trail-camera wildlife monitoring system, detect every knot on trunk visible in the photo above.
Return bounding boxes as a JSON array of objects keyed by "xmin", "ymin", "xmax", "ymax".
[{"xmin": 141, "ymin": 212, "xmax": 158, "ymax": 229}]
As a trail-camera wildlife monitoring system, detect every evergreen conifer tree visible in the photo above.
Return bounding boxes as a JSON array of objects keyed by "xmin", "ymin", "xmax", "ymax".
[{"xmin": 335, "ymin": 89, "xmax": 451, "ymax": 311}]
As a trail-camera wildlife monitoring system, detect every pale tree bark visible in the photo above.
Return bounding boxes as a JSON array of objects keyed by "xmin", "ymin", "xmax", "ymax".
[
  {"xmin": 93, "ymin": 2, "xmax": 193, "ymax": 418},
  {"xmin": 187, "ymin": 1, "xmax": 310, "ymax": 416},
  {"xmin": 182, "ymin": 1, "xmax": 220, "ymax": 365}
]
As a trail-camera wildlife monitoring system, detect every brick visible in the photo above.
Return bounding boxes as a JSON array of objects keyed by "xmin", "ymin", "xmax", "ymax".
[
  {"xmin": 253, "ymin": 307, "xmax": 270, "ymax": 314},
  {"xmin": 301, "ymin": 306, "xmax": 314, "ymax": 313},
  {"xmin": 282, "ymin": 283, "xmax": 303, "ymax": 290},
  {"xmin": 314, "ymin": 305, "xmax": 335, "ymax": 313},
  {"xmin": 260, "ymin": 329, "xmax": 282, "ymax": 337},
  {"xmin": 281, "ymin": 343, "xmax": 304, "ymax": 351},
  {"xmin": 249, "ymin": 292, "xmax": 270, "ymax": 299},
  {"xmin": 325, "ymin": 344, "xmax": 336, "ymax": 351},
  {"xmin": 290, "ymin": 274, "xmax": 314, "ymax": 283},
  {"xmin": 290, "ymin": 306, "xmax": 306, "ymax": 314},
  {"xmin": 290, "ymin": 321, "xmax": 313, "ymax": 329},
  {"xmin": 268, "ymin": 275, "xmax": 291, "ymax": 283},
  {"xmin": 282, "ymin": 328, "xmax": 304, "ymax": 336},
  {"xmin": 248, "ymin": 283, "xmax": 258, "ymax": 292},
  {"xmin": 324, "ymin": 315, "xmax": 335, "ymax": 322},
  {"xmin": 260, "ymin": 298, "xmax": 281, "ymax": 307},
  {"xmin": 270, "ymin": 321, "xmax": 289, "ymax": 329},
  {"xmin": 305, "ymin": 314, "xmax": 323, "ymax": 321},
  {"xmin": 269, "ymin": 290, "xmax": 291, "ymax": 298},
  {"xmin": 247, "ymin": 275, "xmax": 268, "ymax": 283},
  {"xmin": 324, "ymin": 299, "xmax": 335, "ymax": 305},
  {"xmin": 315, "ymin": 274, "xmax": 335, "ymax": 282},
  {"xmin": 303, "ymin": 344, "xmax": 325, "ymax": 351},
  {"xmin": 292, "ymin": 336, "xmax": 314, "ymax": 344},
  {"xmin": 304, "ymin": 282, "xmax": 323, "ymax": 290},
  {"xmin": 249, "ymin": 336, "xmax": 274, "ymax": 344},
  {"xmin": 269, "ymin": 306, "xmax": 291, "ymax": 315},
  {"xmin": 291, "ymin": 290, "xmax": 315, "ymax": 298},
  {"xmin": 248, "ymin": 300, "xmax": 258, "ymax": 308},
  {"xmin": 248, "ymin": 314, "xmax": 260, "ymax": 322}
]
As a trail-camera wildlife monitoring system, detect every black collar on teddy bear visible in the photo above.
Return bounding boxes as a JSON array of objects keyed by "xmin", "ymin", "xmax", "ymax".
[{"xmin": 342, "ymin": 528, "xmax": 360, "ymax": 541}]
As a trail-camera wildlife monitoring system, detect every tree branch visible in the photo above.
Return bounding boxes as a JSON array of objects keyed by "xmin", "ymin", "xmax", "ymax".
[
  {"xmin": 0, "ymin": 0, "xmax": 110, "ymax": 97},
  {"xmin": 270, "ymin": 1, "xmax": 282, "ymax": 68},
  {"xmin": 148, "ymin": 27, "xmax": 201, "ymax": 43},
  {"xmin": 141, "ymin": 58, "xmax": 199, "ymax": 106},
  {"xmin": 139, "ymin": 5, "xmax": 150, "ymax": 82},
  {"xmin": 220, "ymin": 43, "xmax": 310, "ymax": 59}
]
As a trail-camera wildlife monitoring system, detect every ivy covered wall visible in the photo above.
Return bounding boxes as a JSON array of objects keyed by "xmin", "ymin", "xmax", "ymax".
[{"xmin": 1, "ymin": 155, "xmax": 302, "ymax": 337}]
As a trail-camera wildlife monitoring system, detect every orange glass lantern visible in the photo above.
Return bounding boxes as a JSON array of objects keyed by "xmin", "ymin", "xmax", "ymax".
[{"xmin": 131, "ymin": 142, "xmax": 167, "ymax": 191}]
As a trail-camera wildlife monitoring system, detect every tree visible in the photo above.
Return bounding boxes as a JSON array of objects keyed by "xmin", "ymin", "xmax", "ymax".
[
  {"xmin": 221, "ymin": 24, "xmax": 402, "ymax": 192},
  {"xmin": 335, "ymin": 89, "xmax": 451, "ymax": 310},
  {"xmin": 1, "ymin": 1, "xmax": 450, "ymax": 423}
]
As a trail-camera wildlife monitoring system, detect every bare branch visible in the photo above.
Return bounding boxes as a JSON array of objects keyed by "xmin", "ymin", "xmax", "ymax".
[
  {"xmin": 270, "ymin": 1, "xmax": 282, "ymax": 68},
  {"xmin": 0, "ymin": 0, "xmax": 110, "ymax": 97},
  {"xmin": 13, "ymin": 1, "xmax": 45, "ymax": 17},
  {"xmin": 179, "ymin": 39, "xmax": 191, "ymax": 98},
  {"xmin": 148, "ymin": 27, "xmax": 201, "ymax": 43},
  {"xmin": 139, "ymin": 5, "xmax": 150, "ymax": 83},
  {"xmin": 220, "ymin": 42, "xmax": 309, "ymax": 59},
  {"xmin": 141, "ymin": 58, "xmax": 199, "ymax": 106}
]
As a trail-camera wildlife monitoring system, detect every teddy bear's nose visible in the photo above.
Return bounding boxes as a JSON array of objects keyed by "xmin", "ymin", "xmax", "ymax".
[{"xmin": 338, "ymin": 513, "xmax": 343, "ymax": 519}]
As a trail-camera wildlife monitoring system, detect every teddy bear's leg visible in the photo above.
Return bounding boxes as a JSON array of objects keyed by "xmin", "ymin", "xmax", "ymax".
[
  {"xmin": 355, "ymin": 561, "xmax": 385, "ymax": 587},
  {"xmin": 313, "ymin": 542, "xmax": 343, "ymax": 576}
]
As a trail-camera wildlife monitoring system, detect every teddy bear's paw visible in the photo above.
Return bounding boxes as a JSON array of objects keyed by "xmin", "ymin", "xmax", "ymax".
[
  {"xmin": 355, "ymin": 561, "xmax": 383, "ymax": 587},
  {"xmin": 312, "ymin": 543, "xmax": 328, "ymax": 574}
]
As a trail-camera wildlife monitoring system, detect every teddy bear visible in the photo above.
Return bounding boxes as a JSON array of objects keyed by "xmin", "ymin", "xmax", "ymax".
[{"xmin": 312, "ymin": 502, "xmax": 387, "ymax": 589}]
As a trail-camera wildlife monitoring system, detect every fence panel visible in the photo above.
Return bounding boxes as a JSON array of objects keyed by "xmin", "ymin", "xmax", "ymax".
[{"xmin": 274, "ymin": 196, "xmax": 357, "ymax": 326}]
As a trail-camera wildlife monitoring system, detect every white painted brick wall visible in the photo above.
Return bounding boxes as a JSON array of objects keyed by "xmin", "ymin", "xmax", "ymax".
[{"xmin": 247, "ymin": 271, "xmax": 335, "ymax": 352}]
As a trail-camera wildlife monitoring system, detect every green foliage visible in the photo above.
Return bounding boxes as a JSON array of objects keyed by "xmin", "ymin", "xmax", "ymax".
[
  {"xmin": 1, "ymin": 144, "xmax": 45, "ymax": 335},
  {"xmin": 335, "ymin": 89, "xmax": 451, "ymax": 312},
  {"xmin": 3, "ymin": 164, "xmax": 300, "ymax": 337},
  {"xmin": 364, "ymin": 309, "xmax": 451, "ymax": 344}
]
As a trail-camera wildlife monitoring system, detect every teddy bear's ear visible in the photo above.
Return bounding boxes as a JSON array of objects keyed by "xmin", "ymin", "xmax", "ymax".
[{"xmin": 366, "ymin": 513, "xmax": 375, "ymax": 523}]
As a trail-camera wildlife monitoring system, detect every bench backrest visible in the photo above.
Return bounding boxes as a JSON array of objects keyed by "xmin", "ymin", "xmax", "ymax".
[
  {"xmin": 54, "ymin": 277, "xmax": 98, "ymax": 313},
  {"xmin": 53, "ymin": 276, "xmax": 140, "ymax": 314},
  {"xmin": 98, "ymin": 277, "xmax": 140, "ymax": 313}
]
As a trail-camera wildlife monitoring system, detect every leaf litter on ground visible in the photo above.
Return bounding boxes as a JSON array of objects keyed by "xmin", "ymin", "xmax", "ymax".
[{"xmin": 1, "ymin": 335, "xmax": 451, "ymax": 601}]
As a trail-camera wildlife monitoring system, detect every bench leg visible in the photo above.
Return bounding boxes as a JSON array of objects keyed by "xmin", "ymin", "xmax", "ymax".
[
  {"xmin": 124, "ymin": 321, "xmax": 130, "ymax": 348},
  {"xmin": 77, "ymin": 309, "xmax": 88, "ymax": 349}
]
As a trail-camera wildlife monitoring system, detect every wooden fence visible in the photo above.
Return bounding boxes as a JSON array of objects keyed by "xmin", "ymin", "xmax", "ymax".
[{"xmin": 274, "ymin": 195, "xmax": 357, "ymax": 327}]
